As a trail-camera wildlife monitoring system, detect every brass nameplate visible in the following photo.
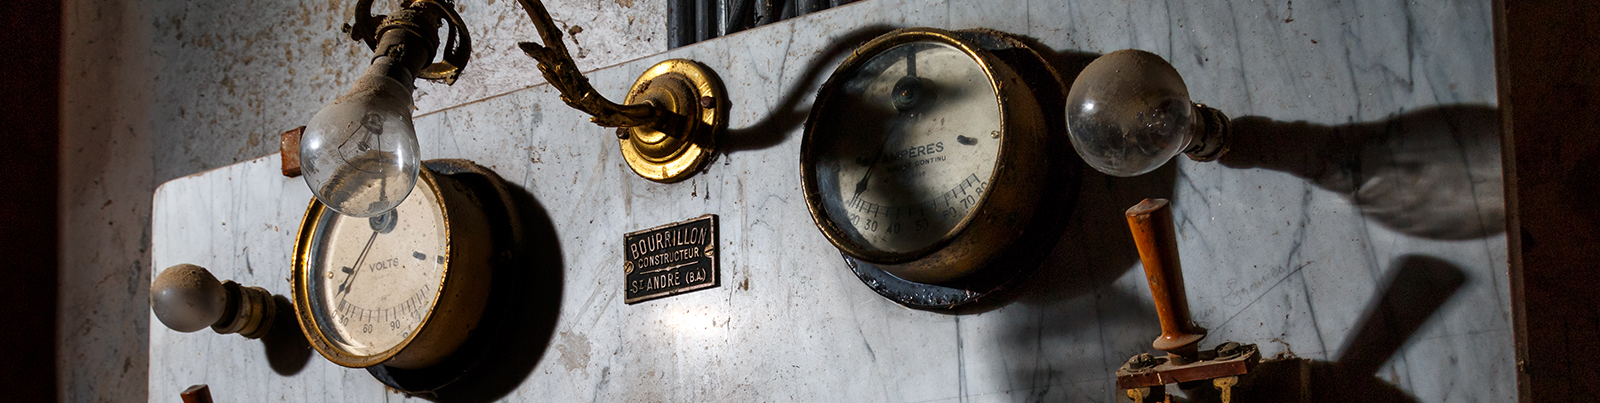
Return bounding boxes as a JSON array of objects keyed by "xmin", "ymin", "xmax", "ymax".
[{"xmin": 624, "ymin": 214, "xmax": 719, "ymax": 304}]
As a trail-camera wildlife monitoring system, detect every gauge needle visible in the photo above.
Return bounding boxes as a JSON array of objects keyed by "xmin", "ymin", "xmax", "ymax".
[
  {"xmin": 853, "ymin": 114, "xmax": 916, "ymax": 197},
  {"xmin": 337, "ymin": 229, "xmax": 381, "ymax": 298},
  {"xmin": 853, "ymin": 44, "xmax": 932, "ymax": 198},
  {"xmin": 854, "ymin": 59, "xmax": 928, "ymax": 197}
]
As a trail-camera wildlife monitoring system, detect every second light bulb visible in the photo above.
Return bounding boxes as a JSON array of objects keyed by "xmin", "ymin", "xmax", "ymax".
[{"xmin": 1065, "ymin": 49, "xmax": 1229, "ymax": 177}]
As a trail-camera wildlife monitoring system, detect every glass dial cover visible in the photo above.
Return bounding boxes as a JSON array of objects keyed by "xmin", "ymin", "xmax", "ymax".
[
  {"xmin": 809, "ymin": 41, "xmax": 1003, "ymax": 257},
  {"xmin": 305, "ymin": 174, "xmax": 448, "ymax": 357}
]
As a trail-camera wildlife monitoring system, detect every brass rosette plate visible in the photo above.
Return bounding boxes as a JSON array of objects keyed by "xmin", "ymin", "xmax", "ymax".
[{"xmin": 619, "ymin": 59, "xmax": 727, "ymax": 183}]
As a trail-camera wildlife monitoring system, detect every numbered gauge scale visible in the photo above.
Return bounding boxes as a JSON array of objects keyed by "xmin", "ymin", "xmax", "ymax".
[
  {"xmin": 293, "ymin": 161, "xmax": 495, "ymax": 370},
  {"xmin": 801, "ymin": 28, "xmax": 1078, "ymax": 309},
  {"xmin": 287, "ymin": 157, "xmax": 547, "ymax": 402}
]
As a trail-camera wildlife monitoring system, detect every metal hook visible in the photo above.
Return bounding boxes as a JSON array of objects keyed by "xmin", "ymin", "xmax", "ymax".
[
  {"xmin": 344, "ymin": 0, "xmax": 472, "ymax": 85},
  {"xmin": 414, "ymin": 0, "xmax": 471, "ymax": 84}
]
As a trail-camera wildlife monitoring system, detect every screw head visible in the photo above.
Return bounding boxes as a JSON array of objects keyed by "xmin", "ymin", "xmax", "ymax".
[
  {"xmin": 698, "ymin": 96, "xmax": 715, "ymax": 109},
  {"xmin": 1216, "ymin": 342, "xmax": 1243, "ymax": 359},
  {"xmin": 1126, "ymin": 353, "xmax": 1158, "ymax": 370}
]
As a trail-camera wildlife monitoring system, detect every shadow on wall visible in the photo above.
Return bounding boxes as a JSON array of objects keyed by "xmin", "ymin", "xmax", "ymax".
[
  {"xmin": 986, "ymin": 106, "xmax": 1499, "ymax": 398},
  {"xmin": 261, "ymin": 295, "xmax": 312, "ymax": 375},
  {"xmin": 999, "ymin": 40, "xmax": 1147, "ymax": 308},
  {"xmin": 988, "ymin": 164, "xmax": 1180, "ymax": 397},
  {"xmin": 980, "ymin": 39, "xmax": 1498, "ymax": 400},
  {"xmin": 717, "ymin": 24, "xmax": 899, "ymax": 155},
  {"xmin": 1233, "ymin": 255, "xmax": 1467, "ymax": 403},
  {"xmin": 367, "ymin": 163, "xmax": 566, "ymax": 403},
  {"xmin": 981, "ymin": 40, "xmax": 1184, "ymax": 397},
  {"xmin": 1222, "ymin": 105, "xmax": 1504, "ymax": 240}
]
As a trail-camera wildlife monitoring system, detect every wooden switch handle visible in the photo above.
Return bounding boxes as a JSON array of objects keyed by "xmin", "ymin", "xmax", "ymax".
[
  {"xmin": 1125, "ymin": 199, "xmax": 1206, "ymax": 362},
  {"xmin": 181, "ymin": 384, "xmax": 213, "ymax": 403}
]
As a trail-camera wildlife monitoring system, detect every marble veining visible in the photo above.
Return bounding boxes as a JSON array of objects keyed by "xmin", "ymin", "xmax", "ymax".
[{"xmin": 151, "ymin": 0, "xmax": 1507, "ymax": 401}]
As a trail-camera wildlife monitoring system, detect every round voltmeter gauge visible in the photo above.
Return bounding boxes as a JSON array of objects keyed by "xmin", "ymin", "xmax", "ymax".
[
  {"xmin": 293, "ymin": 162, "xmax": 494, "ymax": 369},
  {"xmin": 802, "ymin": 28, "xmax": 1075, "ymax": 308}
]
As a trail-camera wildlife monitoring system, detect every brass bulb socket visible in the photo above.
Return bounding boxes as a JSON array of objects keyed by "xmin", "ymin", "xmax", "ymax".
[
  {"xmin": 211, "ymin": 281, "xmax": 276, "ymax": 339},
  {"xmin": 1183, "ymin": 103, "xmax": 1231, "ymax": 162}
]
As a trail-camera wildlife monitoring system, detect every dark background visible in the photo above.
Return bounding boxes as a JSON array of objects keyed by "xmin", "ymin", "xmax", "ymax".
[
  {"xmin": 1499, "ymin": 0, "xmax": 1600, "ymax": 400},
  {"xmin": 0, "ymin": 0, "xmax": 61, "ymax": 401}
]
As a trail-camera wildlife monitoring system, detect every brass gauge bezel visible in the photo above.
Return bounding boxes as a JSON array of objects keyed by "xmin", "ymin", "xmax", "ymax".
[
  {"xmin": 291, "ymin": 167, "xmax": 494, "ymax": 369},
  {"xmin": 801, "ymin": 28, "xmax": 1055, "ymax": 284}
]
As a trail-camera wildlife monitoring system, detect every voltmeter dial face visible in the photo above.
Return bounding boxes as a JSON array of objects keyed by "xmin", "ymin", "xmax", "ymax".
[
  {"xmin": 306, "ymin": 176, "xmax": 447, "ymax": 356},
  {"xmin": 294, "ymin": 165, "xmax": 494, "ymax": 370},
  {"xmin": 810, "ymin": 41, "xmax": 1002, "ymax": 256}
]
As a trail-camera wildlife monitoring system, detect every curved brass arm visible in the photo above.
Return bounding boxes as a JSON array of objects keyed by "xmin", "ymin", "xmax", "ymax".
[
  {"xmin": 514, "ymin": 0, "xmax": 665, "ymax": 128},
  {"xmin": 511, "ymin": 0, "xmax": 725, "ymax": 182}
]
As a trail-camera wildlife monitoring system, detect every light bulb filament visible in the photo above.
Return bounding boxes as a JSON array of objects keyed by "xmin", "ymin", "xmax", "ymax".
[{"xmin": 333, "ymin": 112, "xmax": 392, "ymax": 175}]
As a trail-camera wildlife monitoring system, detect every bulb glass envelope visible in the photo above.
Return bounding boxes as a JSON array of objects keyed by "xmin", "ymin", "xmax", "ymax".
[
  {"xmin": 301, "ymin": 58, "xmax": 422, "ymax": 218},
  {"xmin": 1065, "ymin": 50, "xmax": 1200, "ymax": 177},
  {"xmin": 301, "ymin": 0, "xmax": 472, "ymax": 218},
  {"xmin": 1066, "ymin": 49, "xmax": 1228, "ymax": 177}
]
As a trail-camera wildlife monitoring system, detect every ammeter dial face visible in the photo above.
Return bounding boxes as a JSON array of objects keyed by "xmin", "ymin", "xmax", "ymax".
[
  {"xmin": 810, "ymin": 41, "xmax": 1003, "ymax": 255},
  {"xmin": 305, "ymin": 175, "xmax": 448, "ymax": 357}
]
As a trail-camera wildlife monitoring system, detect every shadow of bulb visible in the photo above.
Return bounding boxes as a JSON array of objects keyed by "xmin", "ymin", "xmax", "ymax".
[
  {"xmin": 1066, "ymin": 49, "xmax": 1217, "ymax": 177},
  {"xmin": 301, "ymin": 57, "xmax": 421, "ymax": 218}
]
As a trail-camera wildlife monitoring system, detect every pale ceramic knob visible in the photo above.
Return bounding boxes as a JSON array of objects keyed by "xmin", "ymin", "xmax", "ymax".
[{"xmin": 150, "ymin": 264, "xmax": 228, "ymax": 333}]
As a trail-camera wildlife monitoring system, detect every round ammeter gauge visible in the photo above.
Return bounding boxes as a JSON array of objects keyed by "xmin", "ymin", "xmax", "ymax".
[
  {"xmin": 293, "ymin": 164, "xmax": 493, "ymax": 369},
  {"xmin": 802, "ymin": 28, "xmax": 1070, "ymax": 298}
]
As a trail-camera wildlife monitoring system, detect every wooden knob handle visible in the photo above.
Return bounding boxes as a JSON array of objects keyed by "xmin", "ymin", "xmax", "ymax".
[
  {"xmin": 1125, "ymin": 199, "xmax": 1206, "ymax": 362},
  {"xmin": 280, "ymin": 126, "xmax": 304, "ymax": 177},
  {"xmin": 150, "ymin": 264, "xmax": 276, "ymax": 339}
]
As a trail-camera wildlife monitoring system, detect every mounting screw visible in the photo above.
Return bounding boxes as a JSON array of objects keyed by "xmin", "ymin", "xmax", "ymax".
[
  {"xmin": 1127, "ymin": 353, "xmax": 1158, "ymax": 370},
  {"xmin": 699, "ymin": 96, "xmax": 715, "ymax": 109},
  {"xmin": 1216, "ymin": 341, "xmax": 1242, "ymax": 359},
  {"xmin": 616, "ymin": 128, "xmax": 630, "ymax": 140}
]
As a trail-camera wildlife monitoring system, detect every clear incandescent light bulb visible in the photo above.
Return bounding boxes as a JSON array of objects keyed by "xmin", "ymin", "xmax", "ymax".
[
  {"xmin": 1065, "ymin": 49, "xmax": 1230, "ymax": 177},
  {"xmin": 300, "ymin": 55, "xmax": 421, "ymax": 218}
]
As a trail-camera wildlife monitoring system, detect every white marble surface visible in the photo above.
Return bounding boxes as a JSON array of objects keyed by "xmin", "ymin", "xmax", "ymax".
[
  {"xmin": 152, "ymin": 0, "xmax": 1508, "ymax": 401},
  {"xmin": 139, "ymin": 0, "xmax": 667, "ymax": 182},
  {"xmin": 63, "ymin": 0, "xmax": 666, "ymax": 399}
]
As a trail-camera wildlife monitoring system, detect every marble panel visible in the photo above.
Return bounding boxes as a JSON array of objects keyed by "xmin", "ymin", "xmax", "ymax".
[
  {"xmin": 140, "ymin": 0, "xmax": 665, "ymax": 183},
  {"xmin": 151, "ymin": 0, "xmax": 1508, "ymax": 401}
]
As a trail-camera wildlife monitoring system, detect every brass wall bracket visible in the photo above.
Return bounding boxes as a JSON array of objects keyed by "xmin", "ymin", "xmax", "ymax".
[{"xmin": 514, "ymin": 0, "xmax": 726, "ymax": 183}]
